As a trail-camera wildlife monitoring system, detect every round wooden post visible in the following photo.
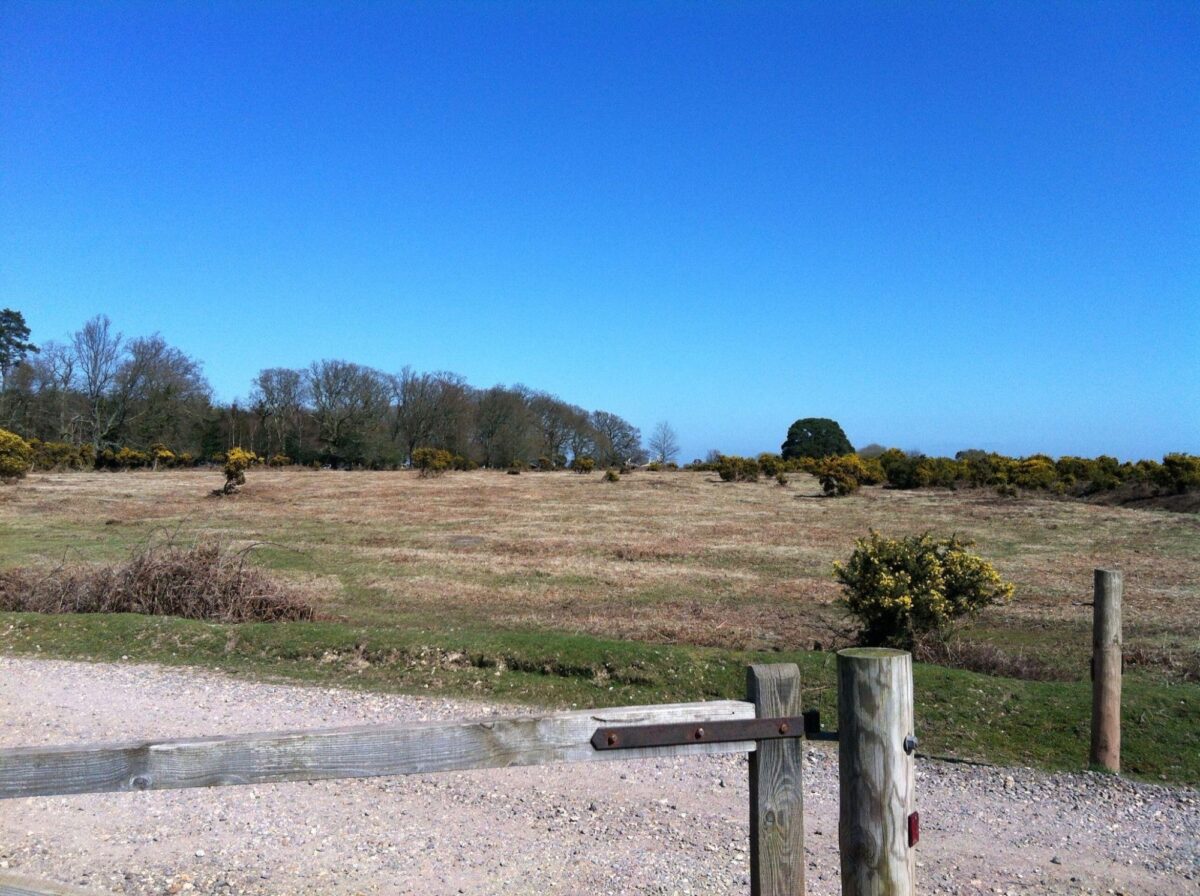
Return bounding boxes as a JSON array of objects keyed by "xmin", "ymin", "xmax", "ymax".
[
  {"xmin": 837, "ymin": 648, "xmax": 915, "ymax": 896},
  {"xmin": 1090, "ymin": 568, "xmax": 1122, "ymax": 773}
]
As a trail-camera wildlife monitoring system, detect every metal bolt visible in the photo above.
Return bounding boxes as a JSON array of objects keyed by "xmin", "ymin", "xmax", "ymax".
[
  {"xmin": 778, "ymin": 722, "xmax": 789, "ymax": 735},
  {"xmin": 904, "ymin": 734, "xmax": 918, "ymax": 755},
  {"xmin": 606, "ymin": 732, "xmax": 619, "ymax": 747},
  {"xmin": 694, "ymin": 727, "xmax": 705, "ymax": 740},
  {"xmin": 131, "ymin": 776, "xmax": 151, "ymax": 790}
]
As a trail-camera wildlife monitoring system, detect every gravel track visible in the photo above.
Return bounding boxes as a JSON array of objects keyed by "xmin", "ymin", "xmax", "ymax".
[{"xmin": 1, "ymin": 657, "xmax": 1196, "ymax": 895}]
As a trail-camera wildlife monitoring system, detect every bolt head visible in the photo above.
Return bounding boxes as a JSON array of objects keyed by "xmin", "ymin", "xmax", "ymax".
[
  {"xmin": 606, "ymin": 732, "xmax": 618, "ymax": 746},
  {"xmin": 694, "ymin": 727, "xmax": 705, "ymax": 739},
  {"xmin": 778, "ymin": 722, "xmax": 789, "ymax": 735}
]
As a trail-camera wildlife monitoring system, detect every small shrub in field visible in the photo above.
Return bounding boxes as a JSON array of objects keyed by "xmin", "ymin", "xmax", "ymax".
[
  {"xmin": 452, "ymin": 454, "xmax": 477, "ymax": 471},
  {"xmin": 267, "ymin": 453, "xmax": 292, "ymax": 467},
  {"xmin": 603, "ymin": 468, "xmax": 620, "ymax": 482},
  {"xmin": 150, "ymin": 443, "xmax": 175, "ymax": 470},
  {"xmin": 833, "ymin": 530, "xmax": 1014, "ymax": 648},
  {"xmin": 775, "ymin": 471, "xmax": 789, "ymax": 486},
  {"xmin": 646, "ymin": 461, "xmax": 662, "ymax": 471},
  {"xmin": 815, "ymin": 454, "xmax": 868, "ymax": 496},
  {"xmin": 220, "ymin": 447, "xmax": 257, "ymax": 494},
  {"xmin": 571, "ymin": 457, "xmax": 595, "ymax": 474},
  {"xmin": 0, "ymin": 428, "xmax": 33, "ymax": 480},
  {"xmin": 412, "ymin": 446, "xmax": 454, "ymax": 477},
  {"xmin": 716, "ymin": 455, "xmax": 760, "ymax": 482}
]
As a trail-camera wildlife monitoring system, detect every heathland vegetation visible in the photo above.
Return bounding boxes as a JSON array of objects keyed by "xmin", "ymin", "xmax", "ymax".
[{"xmin": 1, "ymin": 468, "xmax": 1197, "ymax": 782}]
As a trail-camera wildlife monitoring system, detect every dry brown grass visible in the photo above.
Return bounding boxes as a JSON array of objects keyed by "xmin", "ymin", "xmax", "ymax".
[
  {"xmin": 0, "ymin": 537, "xmax": 315, "ymax": 622},
  {"xmin": 1, "ymin": 469, "xmax": 1197, "ymax": 659}
]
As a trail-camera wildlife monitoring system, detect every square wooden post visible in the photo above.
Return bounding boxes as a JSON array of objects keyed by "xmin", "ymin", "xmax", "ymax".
[{"xmin": 747, "ymin": 663, "xmax": 805, "ymax": 896}]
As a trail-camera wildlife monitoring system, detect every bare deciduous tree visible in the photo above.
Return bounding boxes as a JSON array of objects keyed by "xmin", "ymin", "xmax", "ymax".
[
  {"xmin": 72, "ymin": 315, "xmax": 125, "ymax": 450},
  {"xmin": 307, "ymin": 360, "xmax": 389, "ymax": 466},
  {"xmin": 590, "ymin": 410, "xmax": 644, "ymax": 467},
  {"xmin": 251, "ymin": 368, "xmax": 308, "ymax": 458},
  {"xmin": 648, "ymin": 421, "xmax": 680, "ymax": 464}
]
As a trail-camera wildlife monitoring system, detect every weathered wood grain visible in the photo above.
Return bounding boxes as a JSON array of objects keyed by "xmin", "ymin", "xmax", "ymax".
[
  {"xmin": 747, "ymin": 663, "xmax": 804, "ymax": 896},
  {"xmin": 1090, "ymin": 568, "xmax": 1123, "ymax": 773},
  {"xmin": 837, "ymin": 648, "xmax": 915, "ymax": 896},
  {"xmin": 0, "ymin": 700, "xmax": 756, "ymax": 800},
  {"xmin": 0, "ymin": 873, "xmax": 100, "ymax": 896}
]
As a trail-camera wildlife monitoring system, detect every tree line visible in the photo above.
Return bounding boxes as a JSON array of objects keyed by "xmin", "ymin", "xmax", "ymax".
[{"xmin": 0, "ymin": 311, "xmax": 652, "ymax": 470}]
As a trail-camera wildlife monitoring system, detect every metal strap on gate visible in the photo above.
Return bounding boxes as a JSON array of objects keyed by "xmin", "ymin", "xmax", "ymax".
[{"xmin": 591, "ymin": 709, "xmax": 836, "ymax": 751}]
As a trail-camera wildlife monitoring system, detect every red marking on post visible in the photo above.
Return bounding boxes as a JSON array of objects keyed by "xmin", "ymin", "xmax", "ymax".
[{"xmin": 908, "ymin": 811, "xmax": 920, "ymax": 847}]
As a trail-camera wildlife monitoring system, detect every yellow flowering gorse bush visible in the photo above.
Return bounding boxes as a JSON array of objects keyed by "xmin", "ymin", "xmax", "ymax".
[{"xmin": 834, "ymin": 530, "xmax": 1014, "ymax": 648}]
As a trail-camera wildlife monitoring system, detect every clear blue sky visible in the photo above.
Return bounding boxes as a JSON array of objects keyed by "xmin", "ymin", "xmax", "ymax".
[{"xmin": 3, "ymin": 1, "xmax": 1196, "ymax": 461}]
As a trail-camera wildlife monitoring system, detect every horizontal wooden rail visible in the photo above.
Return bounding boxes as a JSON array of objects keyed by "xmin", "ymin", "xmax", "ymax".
[
  {"xmin": 0, "ymin": 699, "xmax": 756, "ymax": 800},
  {"xmin": 0, "ymin": 872, "xmax": 98, "ymax": 896}
]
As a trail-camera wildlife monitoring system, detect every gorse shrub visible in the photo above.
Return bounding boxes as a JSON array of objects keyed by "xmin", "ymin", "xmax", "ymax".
[
  {"xmin": 29, "ymin": 439, "xmax": 93, "ymax": 471},
  {"xmin": 716, "ymin": 454, "xmax": 760, "ymax": 482},
  {"xmin": 220, "ymin": 447, "xmax": 257, "ymax": 494},
  {"xmin": 603, "ymin": 468, "xmax": 620, "ymax": 482},
  {"xmin": 571, "ymin": 457, "xmax": 595, "ymax": 474},
  {"xmin": 150, "ymin": 443, "xmax": 175, "ymax": 470},
  {"xmin": 756, "ymin": 453, "xmax": 783, "ymax": 477},
  {"xmin": 0, "ymin": 428, "xmax": 33, "ymax": 481},
  {"xmin": 834, "ymin": 530, "xmax": 1015, "ymax": 648},
  {"xmin": 815, "ymin": 454, "xmax": 869, "ymax": 496},
  {"xmin": 412, "ymin": 446, "xmax": 454, "ymax": 477},
  {"xmin": 1159, "ymin": 453, "xmax": 1200, "ymax": 494},
  {"xmin": 879, "ymin": 449, "xmax": 922, "ymax": 489},
  {"xmin": 115, "ymin": 447, "xmax": 151, "ymax": 469}
]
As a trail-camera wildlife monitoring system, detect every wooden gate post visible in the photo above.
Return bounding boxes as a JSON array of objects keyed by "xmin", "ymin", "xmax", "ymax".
[
  {"xmin": 747, "ymin": 663, "xmax": 805, "ymax": 896},
  {"xmin": 837, "ymin": 648, "xmax": 915, "ymax": 896},
  {"xmin": 1090, "ymin": 568, "xmax": 1122, "ymax": 773}
]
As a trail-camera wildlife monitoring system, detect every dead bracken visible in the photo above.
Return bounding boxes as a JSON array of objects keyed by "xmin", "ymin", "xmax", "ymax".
[{"xmin": 0, "ymin": 538, "xmax": 315, "ymax": 623}]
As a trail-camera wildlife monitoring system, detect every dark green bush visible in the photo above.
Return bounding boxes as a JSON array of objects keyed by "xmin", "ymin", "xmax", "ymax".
[
  {"xmin": 880, "ymin": 449, "xmax": 922, "ymax": 489},
  {"xmin": 1158, "ymin": 453, "xmax": 1200, "ymax": 494}
]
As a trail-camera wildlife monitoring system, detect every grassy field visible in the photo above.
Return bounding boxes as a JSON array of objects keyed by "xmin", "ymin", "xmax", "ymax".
[{"xmin": 2, "ymin": 468, "xmax": 1197, "ymax": 782}]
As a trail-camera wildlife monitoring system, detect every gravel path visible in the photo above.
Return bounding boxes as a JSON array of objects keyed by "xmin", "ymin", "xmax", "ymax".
[{"xmin": 1, "ymin": 657, "xmax": 1196, "ymax": 895}]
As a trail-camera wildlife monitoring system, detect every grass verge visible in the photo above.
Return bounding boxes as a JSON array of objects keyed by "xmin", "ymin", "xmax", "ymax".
[{"xmin": 3, "ymin": 610, "xmax": 1196, "ymax": 785}]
